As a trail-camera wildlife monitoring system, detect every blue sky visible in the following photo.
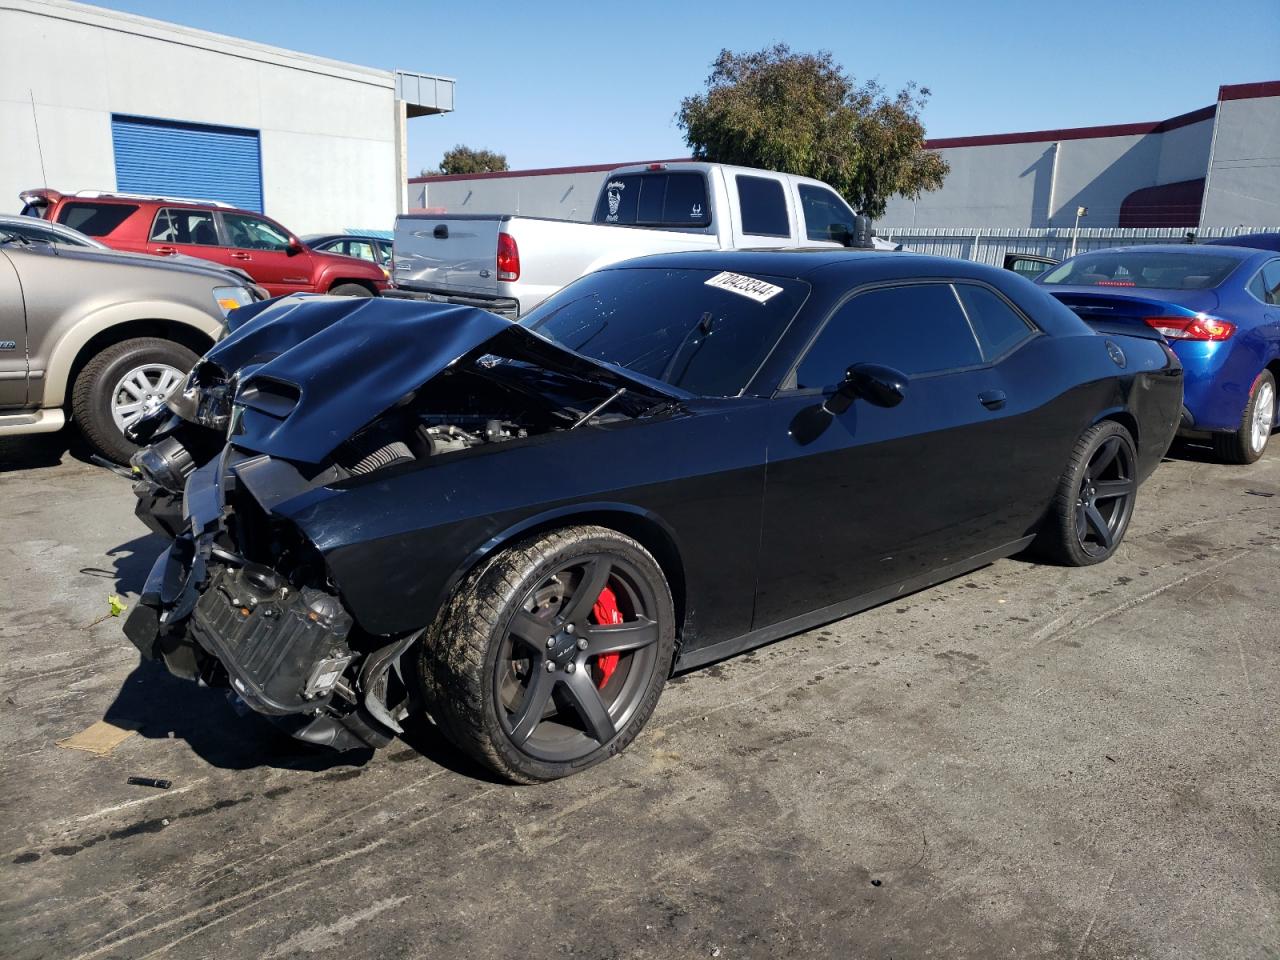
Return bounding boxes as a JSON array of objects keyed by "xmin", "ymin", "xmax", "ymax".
[{"xmin": 95, "ymin": 0, "xmax": 1280, "ymax": 175}]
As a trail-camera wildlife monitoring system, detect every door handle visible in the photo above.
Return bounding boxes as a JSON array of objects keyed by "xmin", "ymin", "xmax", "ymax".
[
  {"xmin": 230, "ymin": 251, "xmax": 251, "ymax": 260},
  {"xmin": 433, "ymin": 224, "xmax": 449, "ymax": 239},
  {"xmin": 978, "ymin": 389, "xmax": 1007, "ymax": 410},
  {"xmin": 153, "ymin": 245, "xmax": 176, "ymax": 256}
]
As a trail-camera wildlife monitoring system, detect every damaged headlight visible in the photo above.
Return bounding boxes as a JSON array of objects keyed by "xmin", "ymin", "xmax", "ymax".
[{"xmin": 167, "ymin": 366, "xmax": 234, "ymax": 433}]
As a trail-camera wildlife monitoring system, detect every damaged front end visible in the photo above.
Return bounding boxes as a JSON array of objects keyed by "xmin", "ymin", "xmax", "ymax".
[
  {"xmin": 122, "ymin": 296, "xmax": 684, "ymax": 752},
  {"xmin": 124, "ymin": 448, "xmax": 415, "ymax": 751}
]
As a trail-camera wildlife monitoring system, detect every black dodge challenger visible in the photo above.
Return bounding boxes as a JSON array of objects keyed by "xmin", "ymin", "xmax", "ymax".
[{"xmin": 124, "ymin": 249, "xmax": 1182, "ymax": 782}]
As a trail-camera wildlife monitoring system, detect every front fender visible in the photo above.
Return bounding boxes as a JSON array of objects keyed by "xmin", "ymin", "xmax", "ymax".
[{"xmin": 42, "ymin": 300, "xmax": 223, "ymax": 407}]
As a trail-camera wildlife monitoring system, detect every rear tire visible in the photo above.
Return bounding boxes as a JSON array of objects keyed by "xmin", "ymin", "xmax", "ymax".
[
  {"xmin": 329, "ymin": 283, "xmax": 374, "ymax": 297},
  {"xmin": 71, "ymin": 337, "xmax": 197, "ymax": 464},
  {"xmin": 418, "ymin": 525, "xmax": 676, "ymax": 783},
  {"xmin": 1211, "ymin": 370, "xmax": 1275, "ymax": 465},
  {"xmin": 1032, "ymin": 421, "xmax": 1138, "ymax": 566}
]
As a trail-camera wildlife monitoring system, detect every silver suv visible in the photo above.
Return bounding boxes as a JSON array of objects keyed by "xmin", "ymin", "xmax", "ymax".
[{"xmin": 0, "ymin": 230, "xmax": 256, "ymax": 462}]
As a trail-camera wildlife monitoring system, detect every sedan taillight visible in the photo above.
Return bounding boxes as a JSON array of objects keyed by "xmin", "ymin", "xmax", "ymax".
[
  {"xmin": 1143, "ymin": 314, "xmax": 1236, "ymax": 341},
  {"xmin": 497, "ymin": 232, "xmax": 520, "ymax": 282}
]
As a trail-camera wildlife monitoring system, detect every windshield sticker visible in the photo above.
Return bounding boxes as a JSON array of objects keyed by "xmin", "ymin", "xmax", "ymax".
[
  {"xmin": 704, "ymin": 271, "xmax": 784, "ymax": 304},
  {"xmin": 691, "ymin": 202, "xmax": 704, "ymax": 220},
  {"xmin": 605, "ymin": 181, "xmax": 625, "ymax": 222}
]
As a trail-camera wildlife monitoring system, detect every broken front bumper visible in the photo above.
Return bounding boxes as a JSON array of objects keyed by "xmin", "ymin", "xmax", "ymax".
[{"xmin": 123, "ymin": 450, "xmax": 407, "ymax": 752}]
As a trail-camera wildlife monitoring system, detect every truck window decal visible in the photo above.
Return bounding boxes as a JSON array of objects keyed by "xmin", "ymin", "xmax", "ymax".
[
  {"xmin": 704, "ymin": 271, "xmax": 784, "ymax": 304},
  {"xmin": 605, "ymin": 181, "xmax": 625, "ymax": 223}
]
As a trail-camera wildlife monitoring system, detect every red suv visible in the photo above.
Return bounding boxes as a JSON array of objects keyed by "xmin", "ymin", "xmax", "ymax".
[{"xmin": 19, "ymin": 189, "xmax": 387, "ymax": 298}]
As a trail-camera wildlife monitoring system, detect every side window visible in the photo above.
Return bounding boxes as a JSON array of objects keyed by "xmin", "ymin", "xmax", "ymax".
[
  {"xmin": 1261, "ymin": 261, "xmax": 1280, "ymax": 305},
  {"xmin": 794, "ymin": 284, "xmax": 983, "ymax": 389},
  {"xmin": 736, "ymin": 176, "xmax": 789, "ymax": 237},
  {"xmin": 150, "ymin": 208, "xmax": 218, "ymax": 245},
  {"xmin": 221, "ymin": 213, "xmax": 290, "ymax": 251},
  {"xmin": 954, "ymin": 284, "xmax": 1035, "ymax": 360},
  {"xmin": 55, "ymin": 202, "xmax": 138, "ymax": 236},
  {"xmin": 347, "ymin": 241, "xmax": 375, "ymax": 261},
  {"xmin": 798, "ymin": 184, "xmax": 855, "ymax": 243}
]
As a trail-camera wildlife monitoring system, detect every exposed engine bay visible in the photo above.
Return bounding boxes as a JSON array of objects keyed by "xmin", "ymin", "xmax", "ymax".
[{"xmin": 122, "ymin": 297, "xmax": 685, "ymax": 752}]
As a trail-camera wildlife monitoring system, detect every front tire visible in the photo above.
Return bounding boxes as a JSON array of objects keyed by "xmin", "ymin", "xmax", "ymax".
[
  {"xmin": 1033, "ymin": 421, "xmax": 1138, "ymax": 566},
  {"xmin": 419, "ymin": 525, "xmax": 676, "ymax": 783},
  {"xmin": 71, "ymin": 337, "xmax": 197, "ymax": 464},
  {"xmin": 329, "ymin": 283, "xmax": 374, "ymax": 297},
  {"xmin": 1212, "ymin": 370, "xmax": 1275, "ymax": 465}
]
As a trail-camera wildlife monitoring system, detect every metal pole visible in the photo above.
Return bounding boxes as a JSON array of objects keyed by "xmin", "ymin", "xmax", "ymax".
[{"xmin": 1071, "ymin": 211, "xmax": 1081, "ymax": 257}]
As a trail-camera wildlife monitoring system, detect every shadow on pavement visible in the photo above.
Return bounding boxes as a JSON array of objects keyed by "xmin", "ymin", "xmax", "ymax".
[
  {"xmin": 0, "ymin": 428, "xmax": 99, "ymax": 473},
  {"xmin": 104, "ymin": 657, "xmax": 372, "ymax": 772}
]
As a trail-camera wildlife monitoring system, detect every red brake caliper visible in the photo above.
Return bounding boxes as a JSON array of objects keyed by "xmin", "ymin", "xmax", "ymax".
[{"xmin": 589, "ymin": 586, "xmax": 623, "ymax": 688}]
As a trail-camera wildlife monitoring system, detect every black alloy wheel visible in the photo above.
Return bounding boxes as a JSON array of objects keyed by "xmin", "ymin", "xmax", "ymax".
[
  {"xmin": 1073, "ymin": 432, "xmax": 1137, "ymax": 559},
  {"xmin": 420, "ymin": 526, "xmax": 675, "ymax": 782},
  {"xmin": 1033, "ymin": 420, "xmax": 1138, "ymax": 566}
]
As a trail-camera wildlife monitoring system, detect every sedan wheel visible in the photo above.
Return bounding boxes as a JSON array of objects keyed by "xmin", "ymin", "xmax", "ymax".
[
  {"xmin": 1214, "ymin": 370, "xmax": 1276, "ymax": 465},
  {"xmin": 419, "ymin": 525, "xmax": 675, "ymax": 782}
]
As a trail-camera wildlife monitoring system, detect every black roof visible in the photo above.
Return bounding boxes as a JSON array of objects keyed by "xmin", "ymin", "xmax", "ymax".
[{"xmin": 599, "ymin": 247, "xmax": 1020, "ymax": 291}]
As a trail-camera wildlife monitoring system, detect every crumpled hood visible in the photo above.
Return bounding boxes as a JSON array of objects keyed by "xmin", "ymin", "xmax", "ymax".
[{"xmin": 202, "ymin": 295, "xmax": 685, "ymax": 464}]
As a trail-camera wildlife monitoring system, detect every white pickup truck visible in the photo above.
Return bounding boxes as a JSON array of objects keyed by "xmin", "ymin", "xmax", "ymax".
[{"xmin": 389, "ymin": 161, "xmax": 890, "ymax": 319}]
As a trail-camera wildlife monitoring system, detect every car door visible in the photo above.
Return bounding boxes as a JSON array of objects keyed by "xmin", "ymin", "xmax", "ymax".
[
  {"xmin": 145, "ymin": 206, "xmax": 224, "ymax": 264},
  {"xmin": 752, "ymin": 280, "xmax": 1041, "ymax": 630},
  {"xmin": 795, "ymin": 183, "xmax": 858, "ymax": 246},
  {"xmin": 0, "ymin": 250, "xmax": 27, "ymax": 406},
  {"xmin": 730, "ymin": 173, "xmax": 798, "ymax": 250},
  {"xmin": 216, "ymin": 212, "xmax": 313, "ymax": 296}
]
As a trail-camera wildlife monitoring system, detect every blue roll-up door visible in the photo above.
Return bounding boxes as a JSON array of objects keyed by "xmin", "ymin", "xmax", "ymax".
[{"xmin": 111, "ymin": 115, "xmax": 263, "ymax": 212}]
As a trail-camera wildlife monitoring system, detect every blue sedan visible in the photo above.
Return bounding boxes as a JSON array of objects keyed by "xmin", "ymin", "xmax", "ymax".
[{"xmin": 1039, "ymin": 245, "xmax": 1280, "ymax": 463}]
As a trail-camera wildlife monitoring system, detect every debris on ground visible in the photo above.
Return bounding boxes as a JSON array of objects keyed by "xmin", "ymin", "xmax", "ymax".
[
  {"xmin": 55, "ymin": 720, "xmax": 136, "ymax": 756},
  {"xmin": 127, "ymin": 776, "xmax": 172, "ymax": 789}
]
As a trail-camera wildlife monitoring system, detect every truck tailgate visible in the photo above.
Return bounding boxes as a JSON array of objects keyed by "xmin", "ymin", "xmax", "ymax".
[{"xmin": 393, "ymin": 216, "xmax": 500, "ymax": 297}]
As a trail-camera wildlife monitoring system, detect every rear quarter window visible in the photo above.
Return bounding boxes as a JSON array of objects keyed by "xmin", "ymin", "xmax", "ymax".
[{"xmin": 55, "ymin": 202, "xmax": 139, "ymax": 237}]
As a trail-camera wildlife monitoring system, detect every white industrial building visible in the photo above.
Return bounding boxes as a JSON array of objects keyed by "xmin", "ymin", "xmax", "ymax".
[
  {"xmin": 0, "ymin": 0, "xmax": 454, "ymax": 234},
  {"xmin": 411, "ymin": 81, "xmax": 1280, "ymax": 232}
]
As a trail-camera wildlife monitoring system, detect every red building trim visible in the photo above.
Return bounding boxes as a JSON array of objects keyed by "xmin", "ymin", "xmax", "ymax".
[
  {"xmin": 1218, "ymin": 80, "xmax": 1280, "ymax": 102},
  {"xmin": 923, "ymin": 104, "xmax": 1217, "ymax": 151}
]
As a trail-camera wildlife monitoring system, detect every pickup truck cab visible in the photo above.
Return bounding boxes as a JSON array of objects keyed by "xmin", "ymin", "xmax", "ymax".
[{"xmin": 390, "ymin": 162, "xmax": 882, "ymax": 318}]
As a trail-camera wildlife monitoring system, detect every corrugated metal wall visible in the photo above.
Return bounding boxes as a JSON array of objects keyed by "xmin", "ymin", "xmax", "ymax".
[
  {"xmin": 111, "ymin": 115, "xmax": 263, "ymax": 212},
  {"xmin": 876, "ymin": 226, "xmax": 1280, "ymax": 264}
]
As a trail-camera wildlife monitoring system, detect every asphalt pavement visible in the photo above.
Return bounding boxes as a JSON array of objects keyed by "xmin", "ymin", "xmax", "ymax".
[{"xmin": 1, "ymin": 430, "xmax": 1277, "ymax": 960}]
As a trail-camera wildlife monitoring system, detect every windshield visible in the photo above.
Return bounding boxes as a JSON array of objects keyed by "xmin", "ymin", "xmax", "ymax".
[
  {"xmin": 1040, "ymin": 251, "xmax": 1241, "ymax": 290},
  {"xmin": 520, "ymin": 267, "xmax": 809, "ymax": 397}
]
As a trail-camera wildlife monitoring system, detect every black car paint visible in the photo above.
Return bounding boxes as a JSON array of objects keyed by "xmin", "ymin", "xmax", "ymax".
[{"xmin": 125, "ymin": 249, "xmax": 1183, "ymax": 750}]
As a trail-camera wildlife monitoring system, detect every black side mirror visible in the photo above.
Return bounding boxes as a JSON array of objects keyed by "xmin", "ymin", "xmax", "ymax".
[
  {"xmin": 836, "ymin": 215, "xmax": 875, "ymax": 249},
  {"xmin": 287, "ymin": 237, "xmax": 303, "ymax": 256},
  {"xmin": 822, "ymin": 363, "xmax": 908, "ymax": 415}
]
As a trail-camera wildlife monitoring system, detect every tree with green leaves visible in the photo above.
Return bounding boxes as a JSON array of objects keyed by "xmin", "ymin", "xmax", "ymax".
[
  {"xmin": 422, "ymin": 145, "xmax": 509, "ymax": 178},
  {"xmin": 677, "ymin": 45, "xmax": 947, "ymax": 219}
]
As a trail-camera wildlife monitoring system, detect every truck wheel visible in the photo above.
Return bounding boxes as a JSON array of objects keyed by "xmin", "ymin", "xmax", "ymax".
[
  {"xmin": 329, "ymin": 283, "xmax": 373, "ymax": 297},
  {"xmin": 1032, "ymin": 420, "xmax": 1138, "ymax": 566},
  {"xmin": 71, "ymin": 337, "xmax": 197, "ymax": 464},
  {"xmin": 1212, "ymin": 370, "xmax": 1275, "ymax": 465},
  {"xmin": 418, "ymin": 525, "xmax": 676, "ymax": 783}
]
